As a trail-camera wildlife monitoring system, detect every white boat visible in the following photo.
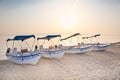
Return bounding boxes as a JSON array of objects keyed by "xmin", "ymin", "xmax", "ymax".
[
  {"xmin": 60, "ymin": 33, "xmax": 93, "ymax": 54},
  {"xmin": 37, "ymin": 34, "xmax": 65, "ymax": 59},
  {"xmin": 64, "ymin": 45, "xmax": 93, "ymax": 54},
  {"xmin": 82, "ymin": 34, "xmax": 110, "ymax": 51},
  {"xmin": 40, "ymin": 49, "xmax": 64, "ymax": 59},
  {"xmin": 6, "ymin": 52, "xmax": 41, "ymax": 65},
  {"xmin": 92, "ymin": 44, "xmax": 110, "ymax": 51},
  {"xmin": 6, "ymin": 35, "xmax": 41, "ymax": 65}
]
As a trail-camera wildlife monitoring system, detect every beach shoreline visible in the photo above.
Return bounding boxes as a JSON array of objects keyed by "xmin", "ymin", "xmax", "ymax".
[{"xmin": 0, "ymin": 44, "xmax": 120, "ymax": 80}]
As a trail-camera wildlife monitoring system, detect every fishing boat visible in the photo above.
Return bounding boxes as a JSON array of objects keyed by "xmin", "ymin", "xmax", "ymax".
[
  {"xmin": 5, "ymin": 35, "xmax": 41, "ymax": 65},
  {"xmin": 37, "ymin": 34, "xmax": 65, "ymax": 59},
  {"xmin": 82, "ymin": 34, "xmax": 110, "ymax": 51},
  {"xmin": 59, "ymin": 33, "xmax": 93, "ymax": 54}
]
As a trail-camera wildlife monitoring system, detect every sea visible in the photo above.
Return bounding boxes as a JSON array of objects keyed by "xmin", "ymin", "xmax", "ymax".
[{"xmin": 0, "ymin": 33, "xmax": 120, "ymax": 60}]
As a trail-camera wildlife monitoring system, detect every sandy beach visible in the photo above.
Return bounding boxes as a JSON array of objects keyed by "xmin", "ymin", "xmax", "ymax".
[{"xmin": 0, "ymin": 44, "xmax": 120, "ymax": 80}]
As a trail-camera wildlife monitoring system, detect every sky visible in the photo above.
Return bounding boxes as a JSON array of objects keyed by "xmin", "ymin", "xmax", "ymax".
[{"xmin": 0, "ymin": 0, "xmax": 120, "ymax": 35}]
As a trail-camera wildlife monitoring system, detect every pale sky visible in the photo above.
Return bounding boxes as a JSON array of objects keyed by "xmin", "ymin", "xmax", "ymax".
[{"xmin": 0, "ymin": 0, "xmax": 120, "ymax": 35}]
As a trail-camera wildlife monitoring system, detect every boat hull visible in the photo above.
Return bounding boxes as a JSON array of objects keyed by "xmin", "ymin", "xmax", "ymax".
[
  {"xmin": 92, "ymin": 44, "xmax": 110, "ymax": 51},
  {"xmin": 6, "ymin": 52, "xmax": 41, "ymax": 65},
  {"xmin": 65, "ymin": 45, "xmax": 93, "ymax": 54},
  {"xmin": 40, "ymin": 50, "xmax": 65, "ymax": 59}
]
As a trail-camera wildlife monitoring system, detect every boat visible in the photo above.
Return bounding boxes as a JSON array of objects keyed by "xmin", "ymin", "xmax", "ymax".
[
  {"xmin": 5, "ymin": 35, "xmax": 41, "ymax": 65},
  {"xmin": 82, "ymin": 34, "xmax": 110, "ymax": 51},
  {"xmin": 37, "ymin": 34, "xmax": 65, "ymax": 59},
  {"xmin": 92, "ymin": 43, "xmax": 110, "ymax": 51},
  {"xmin": 59, "ymin": 33, "xmax": 93, "ymax": 54}
]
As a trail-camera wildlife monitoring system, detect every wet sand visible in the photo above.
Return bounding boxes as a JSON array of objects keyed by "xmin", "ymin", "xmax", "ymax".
[{"xmin": 0, "ymin": 44, "xmax": 120, "ymax": 80}]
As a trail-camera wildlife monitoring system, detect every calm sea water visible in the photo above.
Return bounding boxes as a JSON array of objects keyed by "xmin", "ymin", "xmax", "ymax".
[{"xmin": 0, "ymin": 34, "xmax": 120, "ymax": 60}]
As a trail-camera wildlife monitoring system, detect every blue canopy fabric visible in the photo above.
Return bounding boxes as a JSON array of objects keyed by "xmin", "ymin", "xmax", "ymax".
[
  {"xmin": 7, "ymin": 35, "xmax": 35, "ymax": 42},
  {"xmin": 60, "ymin": 33, "xmax": 80, "ymax": 41},
  {"xmin": 37, "ymin": 34, "xmax": 61, "ymax": 41},
  {"xmin": 82, "ymin": 34, "xmax": 101, "ymax": 39}
]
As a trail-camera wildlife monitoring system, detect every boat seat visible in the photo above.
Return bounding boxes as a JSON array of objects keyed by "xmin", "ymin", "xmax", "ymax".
[
  {"xmin": 49, "ymin": 46, "xmax": 54, "ymax": 49},
  {"xmin": 13, "ymin": 48, "xmax": 17, "ymax": 53},
  {"xmin": 97, "ymin": 42, "xmax": 100, "ymax": 45},
  {"xmin": 39, "ymin": 45, "xmax": 44, "ymax": 50},
  {"xmin": 6, "ymin": 48, "xmax": 11, "ymax": 53},
  {"xmin": 77, "ymin": 43, "xmax": 80, "ymax": 47},
  {"xmin": 58, "ymin": 44, "xmax": 63, "ymax": 49},
  {"xmin": 21, "ymin": 49, "xmax": 28, "ymax": 53},
  {"xmin": 54, "ymin": 45, "xmax": 57, "ymax": 49}
]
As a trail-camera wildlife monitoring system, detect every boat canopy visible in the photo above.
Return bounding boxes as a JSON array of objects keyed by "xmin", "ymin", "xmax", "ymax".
[
  {"xmin": 82, "ymin": 34, "xmax": 101, "ymax": 39},
  {"xmin": 60, "ymin": 33, "xmax": 80, "ymax": 41},
  {"xmin": 37, "ymin": 34, "xmax": 61, "ymax": 41},
  {"xmin": 7, "ymin": 35, "xmax": 35, "ymax": 42}
]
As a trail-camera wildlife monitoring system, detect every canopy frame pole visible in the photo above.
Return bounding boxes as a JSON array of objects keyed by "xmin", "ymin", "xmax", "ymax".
[
  {"xmin": 56, "ymin": 38, "xmax": 60, "ymax": 45},
  {"xmin": 37, "ymin": 39, "xmax": 45, "ymax": 49},
  {"xmin": 12, "ymin": 41, "xmax": 14, "ymax": 50},
  {"xmin": 82, "ymin": 36, "xmax": 86, "ymax": 43},
  {"xmin": 86, "ymin": 38, "xmax": 89, "ymax": 43},
  {"xmin": 95, "ymin": 36, "xmax": 99, "ymax": 44},
  {"xmin": 82, "ymin": 37, "xmax": 87, "ymax": 44},
  {"xmin": 50, "ymin": 40, "xmax": 54, "ymax": 46},
  {"xmin": 6, "ymin": 41, "xmax": 8, "ymax": 49},
  {"xmin": 69, "ymin": 39, "xmax": 71, "ymax": 45},
  {"xmin": 18, "ymin": 41, "xmax": 22, "ymax": 50},
  {"xmin": 69, "ymin": 38, "xmax": 73, "ymax": 46},
  {"xmin": 24, "ymin": 40, "xmax": 31, "ymax": 51},
  {"xmin": 91, "ymin": 37, "xmax": 94, "ymax": 44},
  {"xmin": 60, "ymin": 40, "xmax": 66, "ymax": 45},
  {"xmin": 42, "ymin": 40, "xmax": 45, "ymax": 45},
  {"xmin": 31, "ymin": 39, "xmax": 35, "ymax": 51},
  {"xmin": 75, "ymin": 36, "xmax": 79, "ymax": 45},
  {"xmin": 37, "ymin": 39, "xmax": 41, "ymax": 51},
  {"xmin": 63, "ymin": 41, "xmax": 66, "ymax": 45},
  {"xmin": 37, "ymin": 39, "xmax": 40, "ymax": 47}
]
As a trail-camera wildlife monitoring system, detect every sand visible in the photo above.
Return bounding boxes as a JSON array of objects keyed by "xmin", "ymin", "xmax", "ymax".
[{"xmin": 0, "ymin": 44, "xmax": 120, "ymax": 80}]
